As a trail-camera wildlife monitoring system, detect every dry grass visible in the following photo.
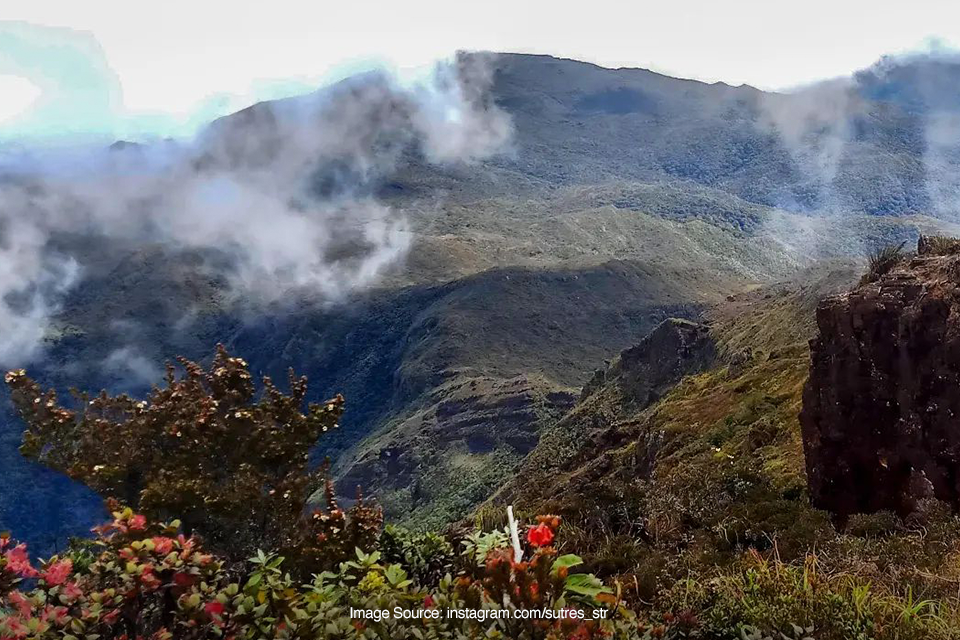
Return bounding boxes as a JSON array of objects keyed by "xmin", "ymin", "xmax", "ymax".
[{"xmin": 919, "ymin": 234, "xmax": 960, "ymax": 257}]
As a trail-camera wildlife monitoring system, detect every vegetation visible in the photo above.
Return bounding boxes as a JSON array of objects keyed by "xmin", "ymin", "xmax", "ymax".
[
  {"xmin": 5, "ymin": 346, "xmax": 379, "ymax": 572},
  {"xmin": 490, "ymin": 264, "xmax": 960, "ymax": 639},
  {"xmin": 10, "ymin": 264, "xmax": 960, "ymax": 638},
  {"xmin": 918, "ymin": 234, "xmax": 960, "ymax": 256},
  {"xmin": 861, "ymin": 242, "xmax": 908, "ymax": 285},
  {"xmin": 13, "ymin": 52, "xmax": 960, "ymax": 639},
  {"xmin": 0, "ymin": 348, "xmax": 641, "ymax": 639},
  {"xmin": 0, "ymin": 506, "xmax": 646, "ymax": 639}
]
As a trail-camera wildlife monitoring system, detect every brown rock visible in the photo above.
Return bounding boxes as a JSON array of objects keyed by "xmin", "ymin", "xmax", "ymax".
[{"xmin": 801, "ymin": 249, "xmax": 960, "ymax": 520}]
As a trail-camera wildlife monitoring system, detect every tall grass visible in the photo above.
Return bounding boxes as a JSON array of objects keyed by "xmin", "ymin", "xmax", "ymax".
[{"xmin": 861, "ymin": 241, "xmax": 908, "ymax": 285}]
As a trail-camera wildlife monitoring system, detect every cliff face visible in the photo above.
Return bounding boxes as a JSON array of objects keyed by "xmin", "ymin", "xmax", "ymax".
[
  {"xmin": 335, "ymin": 374, "xmax": 576, "ymax": 529},
  {"xmin": 580, "ymin": 318, "xmax": 717, "ymax": 407},
  {"xmin": 801, "ymin": 246, "xmax": 960, "ymax": 519}
]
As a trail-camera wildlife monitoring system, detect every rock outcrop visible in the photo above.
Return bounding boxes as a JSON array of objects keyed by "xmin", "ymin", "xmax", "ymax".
[
  {"xmin": 490, "ymin": 318, "xmax": 716, "ymax": 507},
  {"xmin": 580, "ymin": 318, "xmax": 716, "ymax": 407},
  {"xmin": 801, "ymin": 243, "xmax": 960, "ymax": 519}
]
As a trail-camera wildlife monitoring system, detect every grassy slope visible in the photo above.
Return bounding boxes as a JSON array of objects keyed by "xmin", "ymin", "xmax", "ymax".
[
  {"xmin": 336, "ymin": 203, "xmax": 957, "ymax": 527},
  {"xmin": 337, "ymin": 373, "xmax": 577, "ymax": 530},
  {"xmin": 484, "ymin": 259, "xmax": 960, "ymax": 637}
]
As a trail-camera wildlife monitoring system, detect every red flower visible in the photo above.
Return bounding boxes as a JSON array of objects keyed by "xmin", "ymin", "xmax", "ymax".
[
  {"xmin": 423, "ymin": 595, "xmax": 435, "ymax": 608},
  {"xmin": 43, "ymin": 604, "xmax": 69, "ymax": 625},
  {"xmin": 205, "ymin": 601, "xmax": 225, "ymax": 617},
  {"xmin": 140, "ymin": 564, "xmax": 161, "ymax": 590},
  {"xmin": 129, "ymin": 515, "xmax": 147, "ymax": 531},
  {"xmin": 61, "ymin": 582, "xmax": 82, "ymax": 602},
  {"xmin": 7, "ymin": 590, "xmax": 31, "ymax": 617},
  {"xmin": 151, "ymin": 536, "xmax": 174, "ymax": 556},
  {"xmin": 4, "ymin": 617, "xmax": 26, "ymax": 636},
  {"xmin": 173, "ymin": 572, "xmax": 196, "ymax": 588},
  {"xmin": 4, "ymin": 544, "xmax": 38, "ymax": 578},
  {"xmin": 42, "ymin": 559, "xmax": 73, "ymax": 586},
  {"xmin": 526, "ymin": 523, "xmax": 555, "ymax": 547}
]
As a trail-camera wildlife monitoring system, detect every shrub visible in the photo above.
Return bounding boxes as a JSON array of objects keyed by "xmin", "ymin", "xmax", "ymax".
[
  {"xmin": 917, "ymin": 234, "xmax": 960, "ymax": 256},
  {"xmin": 5, "ymin": 346, "xmax": 379, "ymax": 570},
  {"xmin": 379, "ymin": 524, "xmax": 455, "ymax": 588},
  {"xmin": 0, "ymin": 509, "xmax": 645, "ymax": 640},
  {"xmin": 0, "ymin": 508, "xmax": 226, "ymax": 640}
]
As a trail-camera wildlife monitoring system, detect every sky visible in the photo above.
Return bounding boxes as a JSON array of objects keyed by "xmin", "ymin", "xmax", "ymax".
[{"xmin": 2, "ymin": 0, "xmax": 960, "ymax": 140}]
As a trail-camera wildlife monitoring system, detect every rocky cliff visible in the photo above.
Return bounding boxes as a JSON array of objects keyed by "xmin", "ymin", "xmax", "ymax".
[
  {"xmin": 801, "ymin": 240, "xmax": 960, "ymax": 520},
  {"xmin": 490, "ymin": 317, "xmax": 716, "ymax": 508}
]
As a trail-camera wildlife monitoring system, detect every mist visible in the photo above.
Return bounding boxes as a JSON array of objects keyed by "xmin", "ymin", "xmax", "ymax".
[
  {"xmin": 745, "ymin": 47, "xmax": 960, "ymax": 263},
  {"xmin": 0, "ymin": 52, "xmax": 512, "ymax": 365}
]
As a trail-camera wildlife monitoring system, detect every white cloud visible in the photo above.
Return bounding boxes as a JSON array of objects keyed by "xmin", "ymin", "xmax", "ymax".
[
  {"xmin": 0, "ymin": 75, "xmax": 40, "ymax": 124},
  {"xmin": 0, "ymin": 52, "xmax": 512, "ymax": 365}
]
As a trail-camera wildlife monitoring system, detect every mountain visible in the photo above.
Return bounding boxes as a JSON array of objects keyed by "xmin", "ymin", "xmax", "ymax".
[
  {"xmin": 5, "ymin": 52, "xmax": 960, "ymax": 550},
  {"xmin": 485, "ymin": 260, "xmax": 861, "ymax": 579},
  {"xmin": 398, "ymin": 53, "xmax": 960, "ymax": 215}
]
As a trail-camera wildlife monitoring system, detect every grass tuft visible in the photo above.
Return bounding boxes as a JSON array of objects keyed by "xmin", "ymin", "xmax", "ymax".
[{"xmin": 861, "ymin": 242, "xmax": 908, "ymax": 285}]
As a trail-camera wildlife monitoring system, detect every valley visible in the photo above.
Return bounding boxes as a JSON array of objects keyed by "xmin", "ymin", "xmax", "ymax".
[{"xmin": 5, "ymin": 51, "xmax": 960, "ymax": 552}]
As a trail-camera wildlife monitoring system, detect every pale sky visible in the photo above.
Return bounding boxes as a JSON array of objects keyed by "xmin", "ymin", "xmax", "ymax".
[{"xmin": 2, "ymin": 0, "xmax": 959, "ymax": 139}]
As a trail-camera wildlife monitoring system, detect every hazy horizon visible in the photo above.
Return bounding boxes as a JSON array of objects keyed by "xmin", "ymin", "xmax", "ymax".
[{"xmin": 3, "ymin": 0, "xmax": 960, "ymax": 142}]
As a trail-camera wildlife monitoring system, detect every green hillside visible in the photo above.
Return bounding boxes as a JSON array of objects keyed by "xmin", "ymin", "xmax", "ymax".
[{"xmin": 9, "ymin": 51, "xmax": 960, "ymax": 552}]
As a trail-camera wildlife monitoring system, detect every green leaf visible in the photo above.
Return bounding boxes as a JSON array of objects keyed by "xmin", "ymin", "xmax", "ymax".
[
  {"xmin": 551, "ymin": 554, "xmax": 583, "ymax": 574},
  {"xmin": 564, "ymin": 573, "xmax": 612, "ymax": 598},
  {"xmin": 385, "ymin": 564, "xmax": 408, "ymax": 586}
]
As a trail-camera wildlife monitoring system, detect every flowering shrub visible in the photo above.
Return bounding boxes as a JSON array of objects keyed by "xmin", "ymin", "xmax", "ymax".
[
  {"xmin": 0, "ymin": 507, "xmax": 226, "ymax": 640},
  {"xmin": 0, "ymin": 534, "xmax": 26, "ymax": 599},
  {"xmin": 0, "ymin": 508, "xmax": 658, "ymax": 639},
  {"xmin": 7, "ymin": 345, "xmax": 960, "ymax": 640}
]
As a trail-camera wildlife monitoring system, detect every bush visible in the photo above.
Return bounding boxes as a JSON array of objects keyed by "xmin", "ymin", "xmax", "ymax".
[
  {"xmin": 0, "ymin": 509, "xmax": 646, "ymax": 639},
  {"xmin": 5, "ymin": 346, "xmax": 379, "ymax": 571},
  {"xmin": 917, "ymin": 234, "xmax": 960, "ymax": 256},
  {"xmin": 379, "ymin": 524, "xmax": 455, "ymax": 588}
]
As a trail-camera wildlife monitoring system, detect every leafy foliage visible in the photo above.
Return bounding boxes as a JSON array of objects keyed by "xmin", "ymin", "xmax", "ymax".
[
  {"xmin": 10, "ymin": 336, "xmax": 960, "ymax": 638},
  {"xmin": 5, "ymin": 346, "xmax": 379, "ymax": 569},
  {"xmin": 378, "ymin": 524, "xmax": 455, "ymax": 588},
  {"xmin": 0, "ymin": 508, "xmax": 646, "ymax": 640}
]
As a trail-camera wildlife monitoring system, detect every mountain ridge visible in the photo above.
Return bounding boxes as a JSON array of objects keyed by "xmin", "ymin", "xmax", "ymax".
[{"xmin": 6, "ymin": 50, "xmax": 960, "ymax": 549}]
